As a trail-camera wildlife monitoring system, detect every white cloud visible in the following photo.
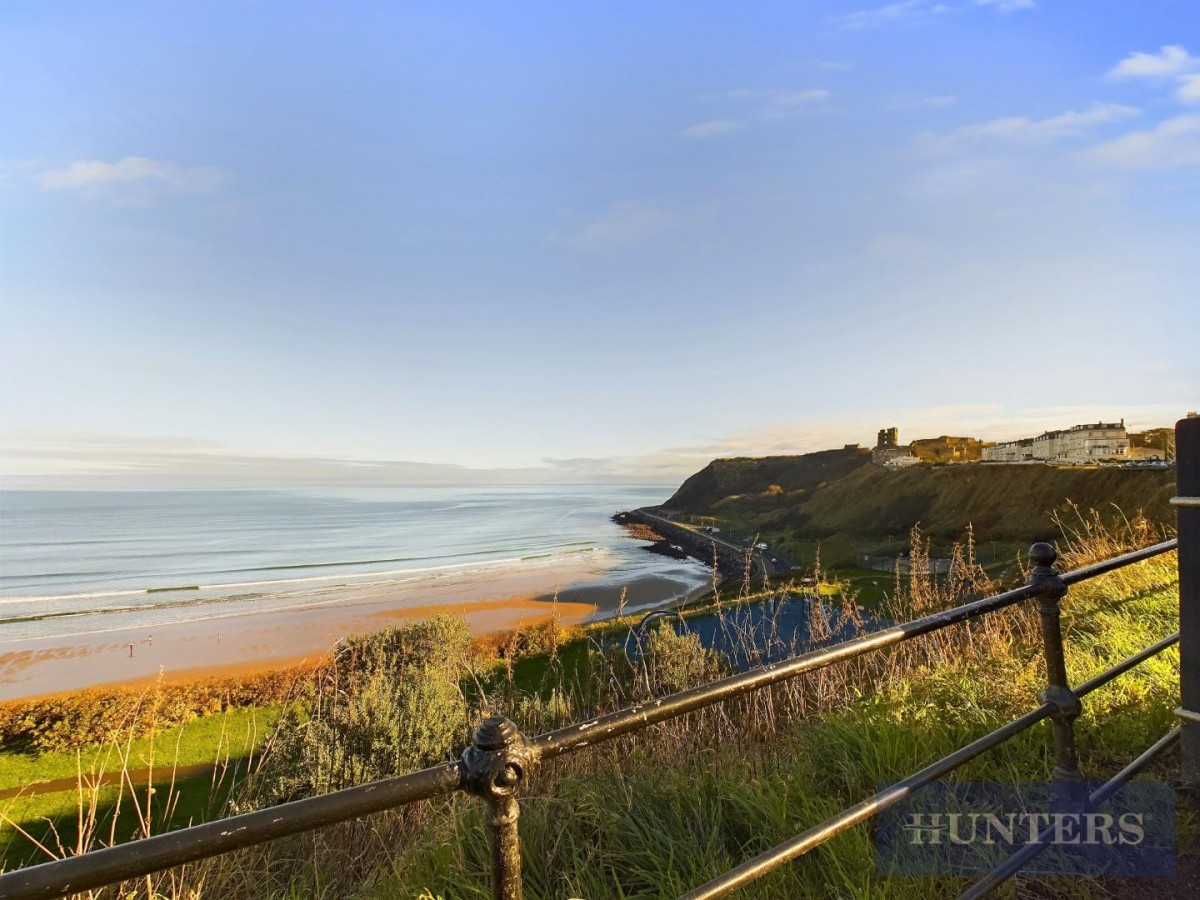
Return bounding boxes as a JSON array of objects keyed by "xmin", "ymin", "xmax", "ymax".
[
  {"xmin": 915, "ymin": 103, "xmax": 1140, "ymax": 154},
  {"xmin": 1089, "ymin": 114, "xmax": 1200, "ymax": 170},
  {"xmin": 838, "ymin": 0, "xmax": 949, "ymax": 30},
  {"xmin": 701, "ymin": 88, "xmax": 832, "ymax": 123},
  {"xmin": 1178, "ymin": 74, "xmax": 1200, "ymax": 104},
  {"xmin": 680, "ymin": 119, "xmax": 745, "ymax": 140},
  {"xmin": 710, "ymin": 88, "xmax": 830, "ymax": 108},
  {"xmin": 1108, "ymin": 45, "xmax": 1197, "ymax": 81},
  {"xmin": 547, "ymin": 203, "xmax": 677, "ymax": 250},
  {"xmin": 686, "ymin": 88, "xmax": 831, "ymax": 138},
  {"xmin": 37, "ymin": 156, "xmax": 225, "ymax": 203},
  {"xmin": 974, "ymin": 0, "xmax": 1035, "ymax": 11}
]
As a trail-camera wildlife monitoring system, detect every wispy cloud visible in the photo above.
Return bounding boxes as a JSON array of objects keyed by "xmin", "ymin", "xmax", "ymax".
[
  {"xmin": 37, "ymin": 156, "xmax": 225, "ymax": 204},
  {"xmin": 739, "ymin": 88, "xmax": 830, "ymax": 111},
  {"xmin": 1088, "ymin": 115, "xmax": 1200, "ymax": 170},
  {"xmin": 682, "ymin": 88, "xmax": 831, "ymax": 141},
  {"xmin": 1107, "ymin": 45, "xmax": 1197, "ymax": 81},
  {"xmin": 973, "ymin": 0, "xmax": 1036, "ymax": 12},
  {"xmin": 680, "ymin": 119, "xmax": 746, "ymax": 140},
  {"xmin": 914, "ymin": 103, "xmax": 1140, "ymax": 155},
  {"xmin": 837, "ymin": 0, "xmax": 1030, "ymax": 31},
  {"xmin": 698, "ymin": 88, "xmax": 831, "ymax": 121},
  {"xmin": 547, "ymin": 203, "xmax": 677, "ymax": 250},
  {"xmin": 707, "ymin": 88, "xmax": 831, "ymax": 107},
  {"xmin": 837, "ymin": 1, "xmax": 950, "ymax": 31},
  {"xmin": 0, "ymin": 434, "xmax": 660, "ymax": 488},
  {"xmin": 1179, "ymin": 75, "xmax": 1200, "ymax": 105},
  {"xmin": 889, "ymin": 94, "xmax": 959, "ymax": 111}
]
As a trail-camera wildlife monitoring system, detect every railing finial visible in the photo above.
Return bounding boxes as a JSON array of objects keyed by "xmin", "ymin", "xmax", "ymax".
[{"xmin": 1029, "ymin": 541, "xmax": 1056, "ymax": 569}]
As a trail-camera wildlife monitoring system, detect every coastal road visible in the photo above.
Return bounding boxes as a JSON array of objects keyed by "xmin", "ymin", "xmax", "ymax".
[{"xmin": 635, "ymin": 509, "xmax": 786, "ymax": 580}]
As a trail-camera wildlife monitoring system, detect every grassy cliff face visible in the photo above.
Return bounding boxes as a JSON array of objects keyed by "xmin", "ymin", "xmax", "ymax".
[
  {"xmin": 665, "ymin": 452, "xmax": 1175, "ymax": 564},
  {"xmin": 665, "ymin": 448, "xmax": 873, "ymax": 511}
]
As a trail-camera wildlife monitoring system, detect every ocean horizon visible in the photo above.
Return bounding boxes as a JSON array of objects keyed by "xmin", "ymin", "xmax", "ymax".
[{"xmin": 0, "ymin": 485, "xmax": 709, "ymax": 643}]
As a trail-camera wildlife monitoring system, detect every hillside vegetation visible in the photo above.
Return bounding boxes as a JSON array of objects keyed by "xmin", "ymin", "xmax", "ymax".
[{"xmin": 665, "ymin": 449, "xmax": 1175, "ymax": 565}]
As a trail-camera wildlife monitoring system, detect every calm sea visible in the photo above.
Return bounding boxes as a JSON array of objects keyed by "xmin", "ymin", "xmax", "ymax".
[{"xmin": 0, "ymin": 486, "xmax": 707, "ymax": 642}]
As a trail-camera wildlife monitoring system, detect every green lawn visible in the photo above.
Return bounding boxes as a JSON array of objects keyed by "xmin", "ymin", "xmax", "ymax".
[{"xmin": 1, "ymin": 705, "xmax": 281, "ymax": 868}]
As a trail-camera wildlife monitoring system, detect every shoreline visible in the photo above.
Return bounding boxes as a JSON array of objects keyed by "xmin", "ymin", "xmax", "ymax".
[{"xmin": 0, "ymin": 550, "xmax": 709, "ymax": 702}]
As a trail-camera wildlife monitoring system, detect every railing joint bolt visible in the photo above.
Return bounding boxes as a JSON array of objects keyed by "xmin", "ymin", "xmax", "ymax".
[
  {"xmin": 1038, "ymin": 685, "xmax": 1082, "ymax": 722},
  {"xmin": 459, "ymin": 716, "xmax": 536, "ymax": 900}
]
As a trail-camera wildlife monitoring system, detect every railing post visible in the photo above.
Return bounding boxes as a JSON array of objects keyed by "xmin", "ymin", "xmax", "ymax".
[
  {"xmin": 460, "ymin": 716, "xmax": 535, "ymax": 900},
  {"xmin": 1028, "ymin": 542, "xmax": 1086, "ymax": 801},
  {"xmin": 1177, "ymin": 416, "xmax": 1200, "ymax": 788}
]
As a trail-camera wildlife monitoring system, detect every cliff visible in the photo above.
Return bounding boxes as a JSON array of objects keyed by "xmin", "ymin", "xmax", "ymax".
[{"xmin": 663, "ymin": 452, "xmax": 1175, "ymax": 563}]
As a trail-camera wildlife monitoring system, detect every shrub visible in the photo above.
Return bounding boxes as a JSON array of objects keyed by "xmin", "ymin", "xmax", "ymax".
[
  {"xmin": 642, "ymin": 623, "xmax": 727, "ymax": 696},
  {"xmin": 247, "ymin": 615, "xmax": 473, "ymax": 805}
]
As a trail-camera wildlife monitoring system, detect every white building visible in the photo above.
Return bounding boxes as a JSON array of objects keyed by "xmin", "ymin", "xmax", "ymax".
[
  {"xmin": 1032, "ymin": 430, "xmax": 1065, "ymax": 460},
  {"xmin": 984, "ymin": 421, "xmax": 1129, "ymax": 464},
  {"xmin": 983, "ymin": 439, "xmax": 1033, "ymax": 462},
  {"xmin": 1058, "ymin": 421, "xmax": 1129, "ymax": 463}
]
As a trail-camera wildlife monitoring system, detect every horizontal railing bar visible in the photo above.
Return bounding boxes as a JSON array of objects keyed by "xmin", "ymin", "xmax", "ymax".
[
  {"xmin": 536, "ymin": 541, "xmax": 1177, "ymax": 761},
  {"xmin": 1089, "ymin": 726, "xmax": 1180, "ymax": 806},
  {"xmin": 533, "ymin": 582, "xmax": 1039, "ymax": 759},
  {"xmin": 0, "ymin": 762, "xmax": 463, "ymax": 900},
  {"xmin": 678, "ymin": 627, "xmax": 1181, "ymax": 900},
  {"xmin": 0, "ymin": 539, "xmax": 1178, "ymax": 900},
  {"xmin": 677, "ymin": 704, "xmax": 1055, "ymax": 899},
  {"xmin": 1058, "ymin": 539, "xmax": 1177, "ymax": 587},
  {"xmin": 958, "ymin": 727, "xmax": 1181, "ymax": 900},
  {"xmin": 1075, "ymin": 632, "xmax": 1180, "ymax": 698}
]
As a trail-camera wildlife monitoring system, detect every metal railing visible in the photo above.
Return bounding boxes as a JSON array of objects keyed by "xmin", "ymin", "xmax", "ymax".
[{"xmin": 2, "ymin": 415, "xmax": 1197, "ymax": 900}]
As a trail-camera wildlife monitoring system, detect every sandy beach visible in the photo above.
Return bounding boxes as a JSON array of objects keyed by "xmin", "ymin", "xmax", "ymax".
[{"xmin": 0, "ymin": 554, "xmax": 708, "ymax": 701}]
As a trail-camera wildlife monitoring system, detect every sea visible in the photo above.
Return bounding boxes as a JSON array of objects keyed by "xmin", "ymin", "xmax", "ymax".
[{"xmin": 0, "ymin": 486, "xmax": 710, "ymax": 644}]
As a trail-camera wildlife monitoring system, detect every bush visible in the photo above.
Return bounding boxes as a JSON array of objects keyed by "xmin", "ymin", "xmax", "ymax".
[
  {"xmin": 514, "ymin": 615, "xmax": 578, "ymax": 659},
  {"xmin": 642, "ymin": 623, "xmax": 727, "ymax": 696},
  {"xmin": 248, "ymin": 615, "xmax": 473, "ymax": 805}
]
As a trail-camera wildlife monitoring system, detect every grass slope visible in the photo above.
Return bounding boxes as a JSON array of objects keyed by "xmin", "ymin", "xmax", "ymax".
[
  {"xmin": 666, "ymin": 452, "xmax": 1174, "ymax": 566},
  {"xmin": 386, "ymin": 582, "xmax": 1186, "ymax": 899}
]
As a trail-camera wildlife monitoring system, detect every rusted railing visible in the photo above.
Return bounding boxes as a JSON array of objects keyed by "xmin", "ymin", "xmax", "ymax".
[{"xmin": 1, "ymin": 416, "xmax": 1196, "ymax": 899}]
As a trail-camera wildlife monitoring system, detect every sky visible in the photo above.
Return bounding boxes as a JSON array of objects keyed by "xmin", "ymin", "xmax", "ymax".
[{"xmin": 2, "ymin": 1, "xmax": 1198, "ymax": 488}]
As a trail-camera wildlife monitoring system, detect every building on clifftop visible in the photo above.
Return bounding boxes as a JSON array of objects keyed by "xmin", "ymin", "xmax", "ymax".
[
  {"xmin": 872, "ymin": 426, "xmax": 920, "ymax": 467},
  {"xmin": 910, "ymin": 435, "xmax": 985, "ymax": 464},
  {"xmin": 983, "ymin": 420, "xmax": 1130, "ymax": 464},
  {"xmin": 1059, "ymin": 421, "xmax": 1129, "ymax": 462}
]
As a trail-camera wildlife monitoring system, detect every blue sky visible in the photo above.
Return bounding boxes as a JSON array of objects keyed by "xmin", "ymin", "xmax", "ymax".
[{"xmin": 2, "ymin": 1, "xmax": 1197, "ymax": 487}]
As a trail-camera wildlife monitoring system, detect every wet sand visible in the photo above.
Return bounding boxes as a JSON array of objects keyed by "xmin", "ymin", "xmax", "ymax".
[{"xmin": 0, "ymin": 556, "xmax": 709, "ymax": 701}]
